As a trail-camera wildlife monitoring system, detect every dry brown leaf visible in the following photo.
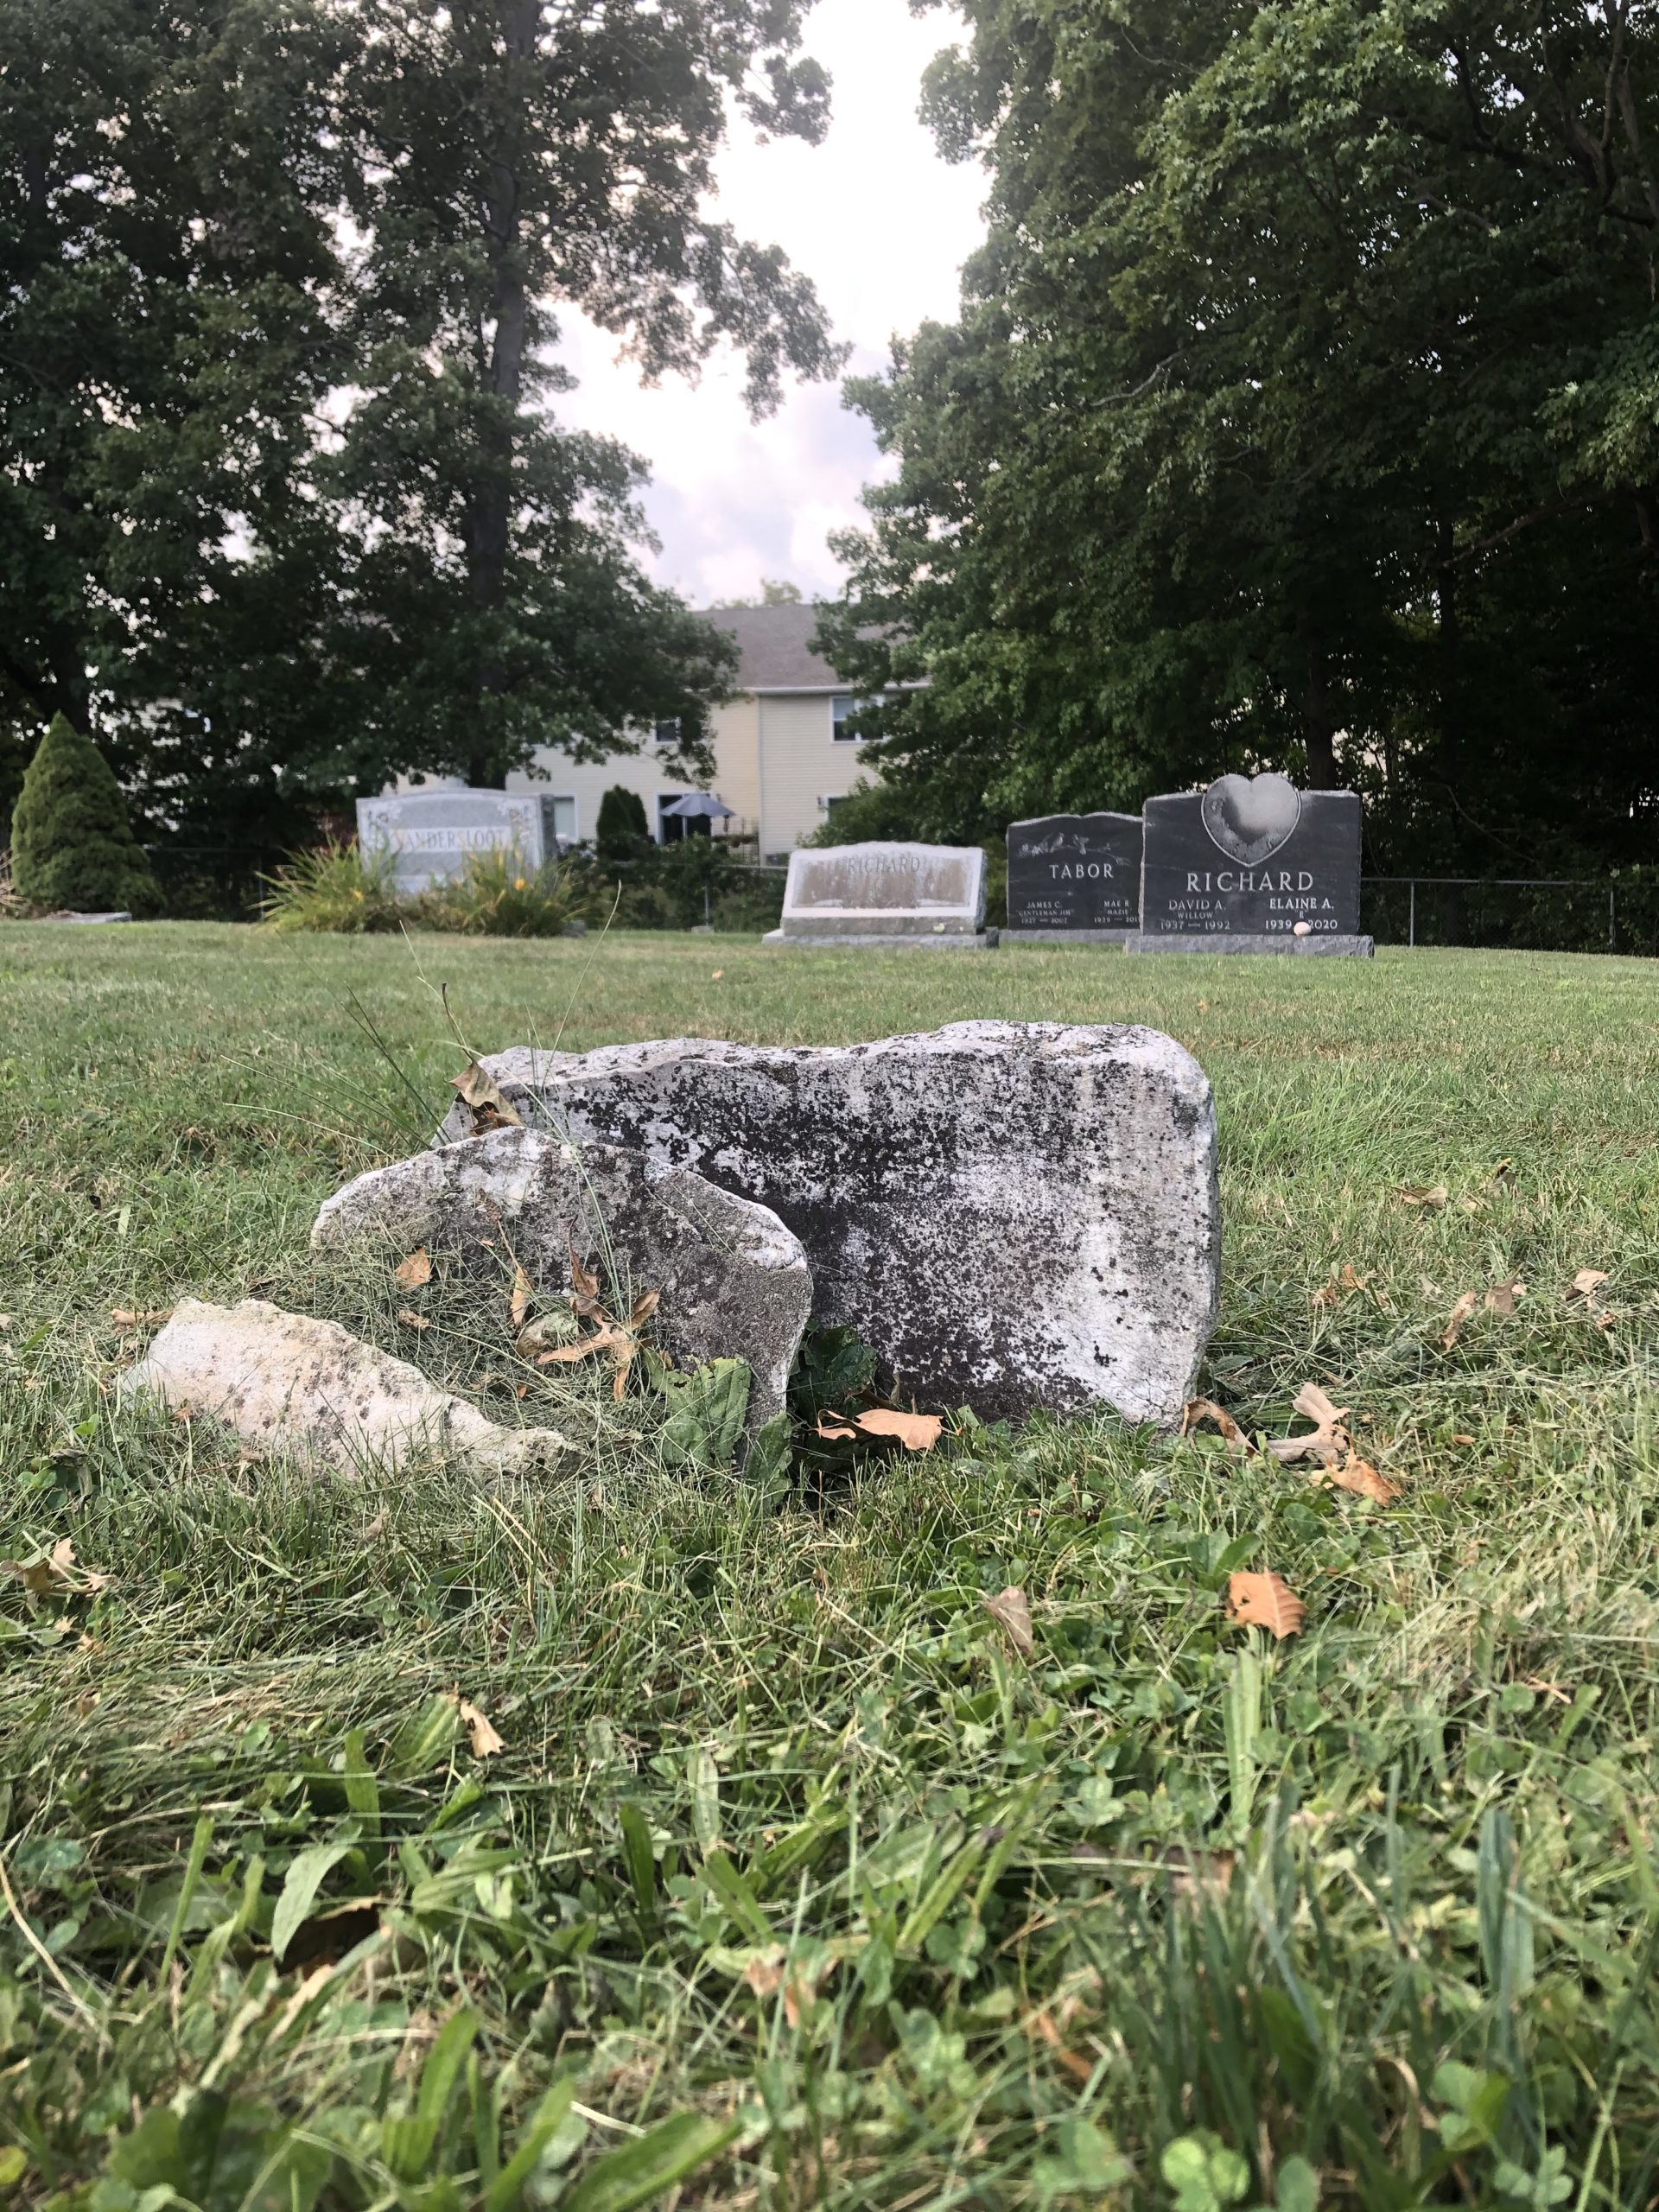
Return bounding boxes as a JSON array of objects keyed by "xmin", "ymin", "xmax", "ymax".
[
  {"xmin": 111, "ymin": 1306, "xmax": 174, "ymax": 1327},
  {"xmin": 1395, "ymin": 1184, "xmax": 1449, "ymax": 1210},
  {"xmin": 1567, "ymin": 1268, "xmax": 1610, "ymax": 1301},
  {"xmin": 1339, "ymin": 1263, "xmax": 1370, "ymax": 1291},
  {"xmin": 517, "ymin": 1310, "xmax": 578, "ymax": 1354},
  {"xmin": 537, "ymin": 1322, "xmax": 631, "ymax": 1367},
  {"xmin": 393, "ymin": 1249, "xmax": 431, "ymax": 1292},
  {"xmin": 815, "ymin": 1414, "xmax": 858, "ymax": 1440},
  {"xmin": 456, "ymin": 1695, "xmax": 504, "ymax": 1758},
  {"xmin": 509, "ymin": 1263, "xmax": 532, "ymax": 1332},
  {"xmin": 1182, "ymin": 1398, "xmax": 1251, "ymax": 1456},
  {"xmin": 1452, "ymin": 1432, "xmax": 1476, "ymax": 1445},
  {"xmin": 1491, "ymin": 1159, "xmax": 1516, "ymax": 1185},
  {"xmin": 844, "ymin": 1407, "xmax": 942, "ymax": 1452},
  {"xmin": 1485, "ymin": 1276, "xmax": 1526, "ymax": 1315},
  {"xmin": 710, "ymin": 969, "xmax": 725, "ymax": 981},
  {"xmin": 742, "ymin": 1948, "xmax": 785, "ymax": 1999},
  {"xmin": 569, "ymin": 1245, "xmax": 602, "ymax": 1318},
  {"xmin": 3, "ymin": 1537, "xmax": 109, "ymax": 1598},
  {"xmin": 1022, "ymin": 2006, "xmax": 1095, "ymax": 2085},
  {"xmin": 1441, "ymin": 1289, "xmax": 1480, "ymax": 1351},
  {"xmin": 451, "ymin": 1061, "xmax": 523, "ymax": 1132},
  {"xmin": 1327, "ymin": 1459, "xmax": 1402, "ymax": 1505},
  {"xmin": 1265, "ymin": 1382, "xmax": 1351, "ymax": 1466},
  {"xmin": 1227, "ymin": 1571, "xmax": 1306, "ymax": 1638},
  {"xmin": 983, "ymin": 1584, "xmax": 1035, "ymax": 1657},
  {"xmin": 396, "ymin": 1307, "xmax": 430, "ymax": 1332},
  {"xmin": 1311, "ymin": 1278, "xmax": 1341, "ymax": 1309}
]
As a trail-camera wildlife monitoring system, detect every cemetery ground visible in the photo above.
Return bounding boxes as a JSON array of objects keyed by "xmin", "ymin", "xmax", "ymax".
[{"xmin": 3, "ymin": 925, "xmax": 1657, "ymax": 2212}]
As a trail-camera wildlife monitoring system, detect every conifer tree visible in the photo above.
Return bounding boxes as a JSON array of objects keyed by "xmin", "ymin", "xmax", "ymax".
[{"xmin": 10, "ymin": 715, "xmax": 161, "ymax": 913}]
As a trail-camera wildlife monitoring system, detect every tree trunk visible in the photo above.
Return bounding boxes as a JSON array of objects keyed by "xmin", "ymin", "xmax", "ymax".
[
  {"xmin": 463, "ymin": 0, "xmax": 541, "ymax": 787},
  {"xmin": 1301, "ymin": 636, "xmax": 1338, "ymax": 789},
  {"xmin": 1435, "ymin": 517, "xmax": 1466, "ymax": 944}
]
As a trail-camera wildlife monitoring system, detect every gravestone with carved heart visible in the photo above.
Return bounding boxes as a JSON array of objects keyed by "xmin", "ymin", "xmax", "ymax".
[{"xmin": 1130, "ymin": 774, "xmax": 1370, "ymax": 955}]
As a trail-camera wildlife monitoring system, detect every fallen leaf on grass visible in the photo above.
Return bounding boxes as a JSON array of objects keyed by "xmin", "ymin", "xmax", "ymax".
[
  {"xmin": 509, "ymin": 1262, "xmax": 532, "ymax": 1332},
  {"xmin": 397, "ymin": 1307, "xmax": 430, "ymax": 1331},
  {"xmin": 1181, "ymin": 1399, "xmax": 1251, "ymax": 1456},
  {"xmin": 569, "ymin": 1245, "xmax": 602, "ymax": 1319},
  {"xmin": 111, "ymin": 1306, "xmax": 174, "ymax": 1327},
  {"xmin": 1226, "ymin": 1572, "xmax": 1306, "ymax": 1638},
  {"xmin": 3, "ymin": 1537, "xmax": 110, "ymax": 1598},
  {"xmin": 814, "ymin": 1414, "xmax": 858, "ymax": 1440},
  {"xmin": 1485, "ymin": 1275, "xmax": 1526, "ymax": 1314},
  {"xmin": 1022, "ymin": 2005, "xmax": 1096, "ymax": 2085},
  {"xmin": 1395, "ymin": 1184, "xmax": 1449, "ymax": 1210},
  {"xmin": 1340, "ymin": 1264, "xmax": 1370, "ymax": 1291},
  {"xmin": 517, "ymin": 1309, "xmax": 578, "ymax": 1354},
  {"xmin": 1327, "ymin": 1459, "xmax": 1402, "ymax": 1505},
  {"xmin": 710, "ymin": 969, "xmax": 725, "ymax": 981},
  {"xmin": 455, "ymin": 1696, "xmax": 504, "ymax": 1758},
  {"xmin": 1265, "ymin": 1382, "xmax": 1351, "ymax": 1466},
  {"xmin": 844, "ymin": 1408, "xmax": 942, "ymax": 1451},
  {"xmin": 742, "ymin": 1948, "xmax": 785, "ymax": 1999},
  {"xmin": 1567, "ymin": 1268, "xmax": 1610, "ymax": 1301},
  {"xmin": 983, "ymin": 1585, "xmax": 1035, "ymax": 1657},
  {"xmin": 537, "ymin": 1287, "xmax": 660, "ymax": 1401},
  {"xmin": 1441, "ymin": 1290, "xmax": 1480, "ymax": 1351},
  {"xmin": 393, "ymin": 1249, "xmax": 431, "ymax": 1292},
  {"xmin": 451, "ymin": 1060, "xmax": 522, "ymax": 1133}
]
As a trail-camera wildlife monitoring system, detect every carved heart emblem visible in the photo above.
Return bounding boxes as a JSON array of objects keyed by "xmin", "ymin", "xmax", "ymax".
[{"xmin": 1201, "ymin": 773, "xmax": 1301, "ymax": 866}]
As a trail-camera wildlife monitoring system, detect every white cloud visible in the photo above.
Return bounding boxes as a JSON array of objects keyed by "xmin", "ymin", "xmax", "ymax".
[{"xmin": 551, "ymin": 0, "xmax": 985, "ymax": 607}]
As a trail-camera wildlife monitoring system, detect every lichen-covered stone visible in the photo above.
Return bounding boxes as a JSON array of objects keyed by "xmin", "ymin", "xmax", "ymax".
[
  {"xmin": 435, "ymin": 1021, "xmax": 1219, "ymax": 1427},
  {"xmin": 118, "ymin": 1299, "xmax": 570, "ymax": 1478},
  {"xmin": 313, "ymin": 1133, "xmax": 811, "ymax": 1434}
]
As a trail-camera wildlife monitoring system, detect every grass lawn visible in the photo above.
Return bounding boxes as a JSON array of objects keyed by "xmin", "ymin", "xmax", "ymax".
[{"xmin": 3, "ymin": 924, "xmax": 1658, "ymax": 2211}]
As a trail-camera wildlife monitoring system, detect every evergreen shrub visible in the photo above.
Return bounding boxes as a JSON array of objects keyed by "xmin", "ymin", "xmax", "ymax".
[{"xmin": 10, "ymin": 715, "xmax": 161, "ymax": 914}]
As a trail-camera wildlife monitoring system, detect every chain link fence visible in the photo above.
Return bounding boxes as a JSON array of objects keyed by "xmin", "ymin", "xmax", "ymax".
[{"xmin": 1362, "ymin": 876, "xmax": 1659, "ymax": 955}]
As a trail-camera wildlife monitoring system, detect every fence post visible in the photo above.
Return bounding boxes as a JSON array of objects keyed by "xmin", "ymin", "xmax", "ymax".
[
  {"xmin": 1408, "ymin": 879, "xmax": 1416, "ymax": 948},
  {"xmin": 1609, "ymin": 886, "xmax": 1616, "ymax": 955}
]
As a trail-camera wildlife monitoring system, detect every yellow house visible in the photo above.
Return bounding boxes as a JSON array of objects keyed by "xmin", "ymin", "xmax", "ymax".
[{"xmin": 504, "ymin": 601, "xmax": 876, "ymax": 860}]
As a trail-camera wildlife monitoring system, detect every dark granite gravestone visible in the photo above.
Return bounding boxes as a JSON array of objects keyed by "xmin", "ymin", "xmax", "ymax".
[
  {"xmin": 1127, "ymin": 775, "xmax": 1371, "ymax": 956},
  {"xmin": 1004, "ymin": 811, "xmax": 1143, "ymax": 939}
]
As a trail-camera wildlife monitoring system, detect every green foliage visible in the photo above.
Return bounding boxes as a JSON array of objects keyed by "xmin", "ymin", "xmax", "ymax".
[
  {"xmin": 1, "ymin": 0, "xmax": 842, "ymax": 838},
  {"xmin": 6, "ymin": 930, "xmax": 1659, "ymax": 2202},
  {"xmin": 8, "ymin": 715, "xmax": 160, "ymax": 914},
  {"xmin": 825, "ymin": 0, "xmax": 1659, "ymax": 876},
  {"xmin": 656, "ymin": 1357, "xmax": 753, "ymax": 1472},
  {"xmin": 416, "ymin": 849, "xmax": 603, "ymax": 939},
  {"xmin": 594, "ymin": 785, "xmax": 650, "ymax": 860},
  {"xmin": 259, "ymin": 841, "xmax": 406, "ymax": 934}
]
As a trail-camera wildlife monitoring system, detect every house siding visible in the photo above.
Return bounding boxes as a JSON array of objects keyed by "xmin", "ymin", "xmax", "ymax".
[{"xmin": 757, "ymin": 694, "xmax": 863, "ymax": 855}]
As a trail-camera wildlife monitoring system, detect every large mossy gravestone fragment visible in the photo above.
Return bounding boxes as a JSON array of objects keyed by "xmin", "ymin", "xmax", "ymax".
[
  {"xmin": 435, "ymin": 1021, "xmax": 1220, "ymax": 1428},
  {"xmin": 764, "ymin": 842, "xmax": 995, "ymax": 948},
  {"xmin": 314, "ymin": 1132, "xmax": 811, "ymax": 1436},
  {"xmin": 355, "ymin": 787, "xmax": 563, "ymax": 895},
  {"xmin": 1004, "ymin": 811, "xmax": 1142, "ymax": 939},
  {"xmin": 1128, "ymin": 775, "xmax": 1372, "ymax": 956},
  {"xmin": 10, "ymin": 715, "xmax": 160, "ymax": 917}
]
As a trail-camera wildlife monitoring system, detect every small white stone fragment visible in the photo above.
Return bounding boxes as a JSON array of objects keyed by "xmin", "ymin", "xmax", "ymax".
[{"xmin": 118, "ymin": 1299, "xmax": 569, "ymax": 1478}]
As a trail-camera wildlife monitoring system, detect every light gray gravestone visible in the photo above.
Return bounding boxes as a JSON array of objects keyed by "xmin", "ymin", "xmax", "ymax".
[
  {"xmin": 1004, "ymin": 811, "xmax": 1142, "ymax": 941},
  {"xmin": 313, "ymin": 1131, "xmax": 812, "ymax": 1440},
  {"xmin": 355, "ymin": 789, "xmax": 563, "ymax": 895},
  {"xmin": 433, "ymin": 1021, "xmax": 1220, "ymax": 1429},
  {"xmin": 764, "ymin": 842, "xmax": 996, "ymax": 948},
  {"xmin": 1126, "ymin": 775, "xmax": 1373, "ymax": 956}
]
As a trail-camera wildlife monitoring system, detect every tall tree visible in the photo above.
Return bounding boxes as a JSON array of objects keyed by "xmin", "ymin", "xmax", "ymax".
[
  {"xmin": 1, "ymin": 0, "xmax": 842, "ymax": 845},
  {"xmin": 0, "ymin": 0, "xmax": 353, "ymax": 838},
  {"xmin": 821, "ymin": 0, "xmax": 1659, "ymax": 872},
  {"xmin": 318, "ymin": 0, "xmax": 842, "ymax": 790}
]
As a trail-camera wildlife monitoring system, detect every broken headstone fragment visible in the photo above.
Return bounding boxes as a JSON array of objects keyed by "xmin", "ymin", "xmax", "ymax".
[
  {"xmin": 118, "ymin": 1299, "xmax": 569, "ymax": 1478},
  {"xmin": 435, "ymin": 1020, "xmax": 1219, "ymax": 1428},
  {"xmin": 312, "ymin": 1132, "xmax": 812, "ymax": 1435}
]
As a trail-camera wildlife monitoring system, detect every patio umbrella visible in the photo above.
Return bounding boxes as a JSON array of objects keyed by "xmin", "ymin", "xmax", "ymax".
[{"xmin": 663, "ymin": 792, "xmax": 734, "ymax": 821}]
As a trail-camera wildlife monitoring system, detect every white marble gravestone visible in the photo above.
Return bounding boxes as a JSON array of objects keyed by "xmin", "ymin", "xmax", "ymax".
[
  {"xmin": 764, "ymin": 842, "xmax": 995, "ymax": 948},
  {"xmin": 356, "ymin": 789, "xmax": 562, "ymax": 895}
]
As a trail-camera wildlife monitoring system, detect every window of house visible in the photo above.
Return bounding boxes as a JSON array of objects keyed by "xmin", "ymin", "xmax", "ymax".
[
  {"xmin": 549, "ymin": 796, "xmax": 577, "ymax": 843},
  {"xmin": 819, "ymin": 793, "xmax": 848, "ymax": 815},
  {"xmin": 830, "ymin": 695, "xmax": 874, "ymax": 742},
  {"xmin": 653, "ymin": 716, "xmax": 682, "ymax": 747}
]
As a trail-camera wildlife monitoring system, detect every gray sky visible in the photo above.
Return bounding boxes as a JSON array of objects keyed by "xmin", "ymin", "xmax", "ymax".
[{"xmin": 554, "ymin": 0, "xmax": 987, "ymax": 608}]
